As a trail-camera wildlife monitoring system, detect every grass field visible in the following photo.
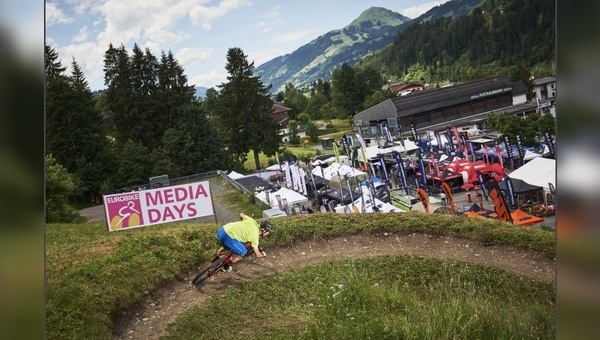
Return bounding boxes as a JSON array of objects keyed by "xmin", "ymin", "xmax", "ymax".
[{"xmin": 46, "ymin": 179, "xmax": 555, "ymax": 339}]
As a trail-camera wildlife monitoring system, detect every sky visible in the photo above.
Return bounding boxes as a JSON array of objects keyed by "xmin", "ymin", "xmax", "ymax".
[{"xmin": 43, "ymin": 0, "xmax": 448, "ymax": 92}]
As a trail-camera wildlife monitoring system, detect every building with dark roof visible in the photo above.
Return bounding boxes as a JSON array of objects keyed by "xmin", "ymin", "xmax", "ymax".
[{"xmin": 354, "ymin": 75, "xmax": 535, "ymax": 139}]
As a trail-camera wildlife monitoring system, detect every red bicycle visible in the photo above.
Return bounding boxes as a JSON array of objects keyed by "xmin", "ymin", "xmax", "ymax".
[{"xmin": 191, "ymin": 242, "xmax": 264, "ymax": 287}]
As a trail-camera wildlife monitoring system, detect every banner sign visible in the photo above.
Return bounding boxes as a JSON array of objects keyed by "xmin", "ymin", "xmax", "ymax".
[
  {"xmin": 503, "ymin": 175, "xmax": 516, "ymax": 209},
  {"xmin": 515, "ymin": 134, "xmax": 524, "ymax": 161},
  {"xmin": 446, "ymin": 127, "xmax": 455, "ymax": 152},
  {"xmin": 484, "ymin": 178, "xmax": 513, "ymax": 223},
  {"xmin": 475, "ymin": 171, "xmax": 489, "ymax": 202},
  {"xmin": 503, "ymin": 135, "xmax": 514, "ymax": 159},
  {"xmin": 543, "ymin": 130, "xmax": 555, "ymax": 157},
  {"xmin": 410, "ymin": 123, "xmax": 419, "ymax": 145},
  {"xmin": 392, "ymin": 151, "xmax": 409, "ymax": 196},
  {"xmin": 417, "ymin": 152, "xmax": 428, "ymax": 193},
  {"xmin": 103, "ymin": 181, "xmax": 213, "ymax": 232},
  {"xmin": 377, "ymin": 153, "xmax": 390, "ymax": 183}
]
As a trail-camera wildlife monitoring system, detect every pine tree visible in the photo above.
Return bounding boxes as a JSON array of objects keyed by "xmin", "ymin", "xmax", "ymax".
[
  {"xmin": 215, "ymin": 47, "xmax": 279, "ymax": 170},
  {"xmin": 45, "ymin": 44, "xmax": 66, "ymax": 79}
]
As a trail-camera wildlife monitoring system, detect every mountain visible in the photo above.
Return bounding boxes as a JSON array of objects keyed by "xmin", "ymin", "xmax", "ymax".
[
  {"xmin": 194, "ymin": 86, "xmax": 208, "ymax": 99},
  {"xmin": 254, "ymin": 1, "xmax": 484, "ymax": 93},
  {"xmin": 254, "ymin": 7, "xmax": 410, "ymax": 93}
]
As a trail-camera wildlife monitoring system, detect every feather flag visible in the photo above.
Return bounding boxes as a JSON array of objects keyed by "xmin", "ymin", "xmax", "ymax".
[
  {"xmin": 495, "ymin": 145, "xmax": 504, "ymax": 168},
  {"xmin": 392, "ymin": 151, "xmax": 409, "ymax": 196},
  {"xmin": 446, "ymin": 127, "xmax": 455, "ymax": 153},
  {"xmin": 475, "ymin": 171, "xmax": 489, "ymax": 202},
  {"xmin": 377, "ymin": 153, "xmax": 390, "ymax": 183},
  {"xmin": 503, "ymin": 175, "xmax": 516, "ymax": 210},
  {"xmin": 543, "ymin": 130, "xmax": 555, "ymax": 157},
  {"xmin": 515, "ymin": 133, "xmax": 524, "ymax": 161},
  {"xmin": 483, "ymin": 143, "xmax": 490, "ymax": 163},
  {"xmin": 484, "ymin": 177, "xmax": 513, "ymax": 223},
  {"xmin": 417, "ymin": 152, "xmax": 428, "ymax": 193},
  {"xmin": 332, "ymin": 141, "xmax": 340, "ymax": 163}
]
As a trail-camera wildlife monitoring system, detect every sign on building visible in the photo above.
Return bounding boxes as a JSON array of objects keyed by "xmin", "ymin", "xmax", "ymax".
[{"xmin": 103, "ymin": 181, "xmax": 214, "ymax": 232}]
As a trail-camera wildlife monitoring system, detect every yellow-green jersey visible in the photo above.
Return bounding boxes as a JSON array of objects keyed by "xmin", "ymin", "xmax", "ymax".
[{"xmin": 223, "ymin": 215, "xmax": 260, "ymax": 248}]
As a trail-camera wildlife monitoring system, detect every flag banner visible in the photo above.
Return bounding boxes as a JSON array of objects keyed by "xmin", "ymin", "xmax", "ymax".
[
  {"xmin": 467, "ymin": 141, "xmax": 475, "ymax": 162},
  {"xmin": 417, "ymin": 152, "xmax": 428, "ymax": 193},
  {"xmin": 299, "ymin": 167, "xmax": 308, "ymax": 196},
  {"xmin": 495, "ymin": 145, "xmax": 504, "ymax": 168},
  {"xmin": 483, "ymin": 143, "xmax": 490, "ymax": 163},
  {"xmin": 515, "ymin": 134, "xmax": 525, "ymax": 160},
  {"xmin": 428, "ymin": 160, "xmax": 434, "ymax": 175},
  {"xmin": 392, "ymin": 151, "xmax": 409, "ymax": 196},
  {"xmin": 377, "ymin": 153, "xmax": 390, "ymax": 183},
  {"xmin": 434, "ymin": 131, "xmax": 443, "ymax": 152},
  {"xmin": 409, "ymin": 155, "xmax": 417, "ymax": 173},
  {"xmin": 503, "ymin": 135, "xmax": 514, "ymax": 159},
  {"xmin": 503, "ymin": 175, "xmax": 516, "ymax": 209},
  {"xmin": 460, "ymin": 132, "xmax": 469, "ymax": 158},
  {"xmin": 429, "ymin": 153, "xmax": 440, "ymax": 176},
  {"xmin": 549, "ymin": 182, "xmax": 556, "ymax": 196},
  {"xmin": 410, "ymin": 123, "xmax": 419, "ymax": 144},
  {"xmin": 341, "ymin": 134, "xmax": 351, "ymax": 158},
  {"xmin": 484, "ymin": 178, "xmax": 513, "ymax": 223},
  {"xmin": 446, "ymin": 128, "xmax": 455, "ymax": 152},
  {"xmin": 332, "ymin": 141, "xmax": 340, "ymax": 163},
  {"xmin": 103, "ymin": 181, "xmax": 213, "ymax": 232},
  {"xmin": 276, "ymin": 152, "xmax": 282, "ymax": 171},
  {"xmin": 285, "ymin": 161, "xmax": 292, "ymax": 189},
  {"xmin": 543, "ymin": 130, "xmax": 555, "ymax": 157},
  {"xmin": 356, "ymin": 133, "xmax": 367, "ymax": 150},
  {"xmin": 291, "ymin": 163, "xmax": 301, "ymax": 192},
  {"xmin": 386, "ymin": 128, "xmax": 394, "ymax": 144},
  {"xmin": 441, "ymin": 181, "xmax": 456, "ymax": 213},
  {"xmin": 476, "ymin": 171, "xmax": 489, "ymax": 202},
  {"xmin": 416, "ymin": 188, "xmax": 429, "ymax": 213},
  {"xmin": 451, "ymin": 127, "xmax": 463, "ymax": 151}
]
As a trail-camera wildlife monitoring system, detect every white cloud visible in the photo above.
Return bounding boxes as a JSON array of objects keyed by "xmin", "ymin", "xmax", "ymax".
[
  {"xmin": 189, "ymin": 70, "xmax": 226, "ymax": 88},
  {"xmin": 72, "ymin": 26, "xmax": 88, "ymax": 43},
  {"xmin": 46, "ymin": 2, "xmax": 73, "ymax": 26},
  {"xmin": 402, "ymin": 1, "xmax": 449, "ymax": 19},
  {"xmin": 271, "ymin": 30, "xmax": 310, "ymax": 43},
  {"xmin": 189, "ymin": 0, "xmax": 253, "ymax": 30},
  {"xmin": 176, "ymin": 47, "xmax": 213, "ymax": 67}
]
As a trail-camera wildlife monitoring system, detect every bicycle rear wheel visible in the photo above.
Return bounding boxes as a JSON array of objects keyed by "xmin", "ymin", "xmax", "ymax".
[{"xmin": 191, "ymin": 257, "xmax": 226, "ymax": 286}]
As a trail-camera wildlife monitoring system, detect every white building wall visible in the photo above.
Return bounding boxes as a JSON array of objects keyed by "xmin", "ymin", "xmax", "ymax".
[{"xmin": 512, "ymin": 93, "xmax": 527, "ymax": 105}]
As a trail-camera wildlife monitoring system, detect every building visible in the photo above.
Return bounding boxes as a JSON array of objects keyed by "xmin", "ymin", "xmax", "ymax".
[
  {"xmin": 383, "ymin": 81, "xmax": 424, "ymax": 96},
  {"xmin": 353, "ymin": 75, "xmax": 535, "ymax": 140},
  {"xmin": 272, "ymin": 102, "xmax": 291, "ymax": 130},
  {"xmin": 531, "ymin": 76, "xmax": 556, "ymax": 117}
]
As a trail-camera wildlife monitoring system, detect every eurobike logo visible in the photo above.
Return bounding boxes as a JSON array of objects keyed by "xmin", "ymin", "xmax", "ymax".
[{"xmin": 103, "ymin": 181, "xmax": 214, "ymax": 232}]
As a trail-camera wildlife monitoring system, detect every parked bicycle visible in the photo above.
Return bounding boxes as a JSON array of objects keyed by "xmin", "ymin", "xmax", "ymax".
[{"xmin": 191, "ymin": 242, "xmax": 265, "ymax": 287}]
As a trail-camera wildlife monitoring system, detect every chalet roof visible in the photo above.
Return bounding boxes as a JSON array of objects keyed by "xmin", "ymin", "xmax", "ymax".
[
  {"xmin": 532, "ymin": 77, "xmax": 555, "ymax": 86},
  {"xmin": 385, "ymin": 81, "xmax": 423, "ymax": 93},
  {"xmin": 272, "ymin": 102, "xmax": 291, "ymax": 114},
  {"xmin": 355, "ymin": 75, "xmax": 527, "ymax": 122}
]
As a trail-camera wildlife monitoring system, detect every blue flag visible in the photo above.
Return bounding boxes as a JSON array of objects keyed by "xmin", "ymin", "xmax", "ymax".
[
  {"xmin": 417, "ymin": 152, "xmax": 428, "ymax": 193},
  {"xmin": 476, "ymin": 171, "xmax": 489, "ymax": 202},
  {"xmin": 392, "ymin": 151, "xmax": 409, "ymax": 196},
  {"xmin": 377, "ymin": 153, "xmax": 389, "ymax": 184},
  {"xmin": 503, "ymin": 175, "xmax": 516, "ymax": 209}
]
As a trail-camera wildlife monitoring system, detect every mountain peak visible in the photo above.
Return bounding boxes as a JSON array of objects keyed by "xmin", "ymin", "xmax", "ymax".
[{"xmin": 349, "ymin": 7, "xmax": 410, "ymax": 28}]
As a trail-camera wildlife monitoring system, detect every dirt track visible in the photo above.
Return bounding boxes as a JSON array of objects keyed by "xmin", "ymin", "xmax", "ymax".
[{"xmin": 111, "ymin": 232, "xmax": 555, "ymax": 340}]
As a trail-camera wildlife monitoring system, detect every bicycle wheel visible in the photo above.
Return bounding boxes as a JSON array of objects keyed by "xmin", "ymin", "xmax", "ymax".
[{"xmin": 191, "ymin": 257, "xmax": 226, "ymax": 286}]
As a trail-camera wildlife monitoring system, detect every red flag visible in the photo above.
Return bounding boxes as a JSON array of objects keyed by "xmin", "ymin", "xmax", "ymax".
[
  {"xmin": 495, "ymin": 145, "xmax": 504, "ymax": 168},
  {"xmin": 451, "ymin": 127, "xmax": 463, "ymax": 151}
]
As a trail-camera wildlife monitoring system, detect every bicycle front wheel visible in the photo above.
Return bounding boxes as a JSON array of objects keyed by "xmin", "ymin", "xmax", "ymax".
[{"xmin": 191, "ymin": 257, "xmax": 226, "ymax": 286}]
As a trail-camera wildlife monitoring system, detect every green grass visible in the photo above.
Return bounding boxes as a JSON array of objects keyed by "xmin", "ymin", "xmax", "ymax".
[
  {"xmin": 46, "ymin": 178, "xmax": 556, "ymax": 339},
  {"xmin": 163, "ymin": 257, "xmax": 554, "ymax": 339}
]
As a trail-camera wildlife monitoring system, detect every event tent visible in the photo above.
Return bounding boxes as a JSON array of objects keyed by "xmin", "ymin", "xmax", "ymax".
[
  {"xmin": 235, "ymin": 175, "xmax": 275, "ymax": 192},
  {"xmin": 358, "ymin": 140, "xmax": 419, "ymax": 162},
  {"xmin": 498, "ymin": 177, "xmax": 542, "ymax": 194},
  {"xmin": 311, "ymin": 162, "xmax": 367, "ymax": 181},
  {"xmin": 506, "ymin": 157, "xmax": 555, "ymax": 192},
  {"xmin": 254, "ymin": 187, "xmax": 308, "ymax": 208}
]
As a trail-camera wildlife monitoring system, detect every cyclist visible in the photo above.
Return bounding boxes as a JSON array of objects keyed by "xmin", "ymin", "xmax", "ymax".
[{"xmin": 214, "ymin": 212, "xmax": 275, "ymax": 272}]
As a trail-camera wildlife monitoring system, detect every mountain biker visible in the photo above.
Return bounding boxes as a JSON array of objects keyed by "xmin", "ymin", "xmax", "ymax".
[{"xmin": 215, "ymin": 212, "xmax": 275, "ymax": 272}]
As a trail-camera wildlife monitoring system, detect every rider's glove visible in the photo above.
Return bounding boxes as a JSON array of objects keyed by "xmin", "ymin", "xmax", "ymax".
[{"xmin": 261, "ymin": 251, "xmax": 267, "ymax": 257}]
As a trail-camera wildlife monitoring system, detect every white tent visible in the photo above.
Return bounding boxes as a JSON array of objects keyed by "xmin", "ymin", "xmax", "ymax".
[
  {"xmin": 311, "ymin": 162, "xmax": 367, "ymax": 181},
  {"xmin": 508, "ymin": 157, "xmax": 555, "ymax": 193},
  {"xmin": 358, "ymin": 140, "xmax": 419, "ymax": 162},
  {"xmin": 227, "ymin": 170, "xmax": 245, "ymax": 179},
  {"xmin": 265, "ymin": 163, "xmax": 283, "ymax": 171},
  {"xmin": 255, "ymin": 187, "xmax": 308, "ymax": 208}
]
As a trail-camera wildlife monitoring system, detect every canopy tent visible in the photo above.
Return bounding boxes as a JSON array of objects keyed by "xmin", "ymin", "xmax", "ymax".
[
  {"xmin": 498, "ymin": 177, "xmax": 543, "ymax": 194},
  {"xmin": 255, "ymin": 187, "xmax": 308, "ymax": 208},
  {"xmin": 510, "ymin": 208, "xmax": 545, "ymax": 226},
  {"xmin": 358, "ymin": 140, "xmax": 419, "ymax": 162},
  {"xmin": 351, "ymin": 189, "xmax": 401, "ymax": 213},
  {"xmin": 227, "ymin": 170, "xmax": 246, "ymax": 179},
  {"xmin": 265, "ymin": 163, "xmax": 284, "ymax": 171},
  {"xmin": 311, "ymin": 162, "xmax": 367, "ymax": 182},
  {"xmin": 235, "ymin": 175, "xmax": 275, "ymax": 192},
  {"xmin": 507, "ymin": 157, "xmax": 555, "ymax": 192}
]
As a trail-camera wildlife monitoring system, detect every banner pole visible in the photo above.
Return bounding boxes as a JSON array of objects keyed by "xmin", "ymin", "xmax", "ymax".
[{"xmin": 209, "ymin": 181, "xmax": 218, "ymax": 225}]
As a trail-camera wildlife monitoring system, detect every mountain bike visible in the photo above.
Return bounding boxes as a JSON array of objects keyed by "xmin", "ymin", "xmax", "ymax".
[{"xmin": 191, "ymin": 242, "xmax": 264, "ymax": 287}]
